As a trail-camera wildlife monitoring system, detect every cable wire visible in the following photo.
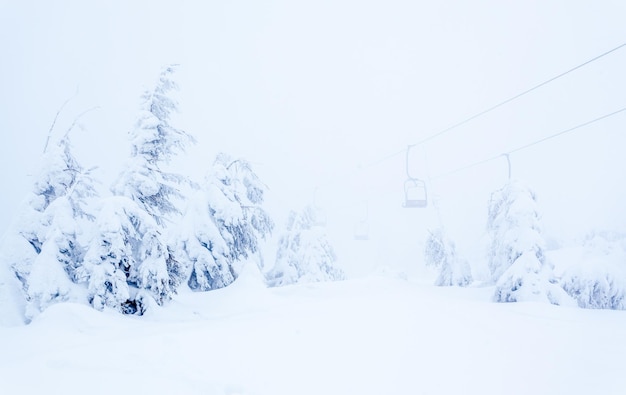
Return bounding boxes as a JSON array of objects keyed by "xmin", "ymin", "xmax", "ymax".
[
  {"xmin": 431, "ymin": 106, "xmax": 626, "ymax": 180},
  {"xmin": 311, "ymin": 42, "xmax": 626, "ymax": 197},
  {"xmin": 354, "ymin": 42, "xmax": 626, "ymax": 170},
  {"xmin": 411, "ymin": 42, "xmax": 626, "ymax": 147}
]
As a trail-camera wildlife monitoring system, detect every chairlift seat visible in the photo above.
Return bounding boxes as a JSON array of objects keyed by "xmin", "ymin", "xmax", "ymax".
[{"xmin": 403, "ymin": 178, "xmax": 427, "ymax": 208}]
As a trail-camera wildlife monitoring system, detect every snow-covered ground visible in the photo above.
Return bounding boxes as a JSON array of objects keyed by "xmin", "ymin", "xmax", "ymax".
[{"xmin": 2, "ymin": 263, "xmax": 625, "ymax": 395}]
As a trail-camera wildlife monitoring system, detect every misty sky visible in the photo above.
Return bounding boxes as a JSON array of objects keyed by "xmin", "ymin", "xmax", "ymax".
[{"xmin": 1, "ymin": 1, "xmax": 625, "ymax": 270}]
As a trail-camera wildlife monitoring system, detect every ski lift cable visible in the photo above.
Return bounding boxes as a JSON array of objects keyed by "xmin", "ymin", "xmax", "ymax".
[
  {"xmin": 409, "ymin": 42, "xmax": 626, "ymax": 148},
  {"xmin": 430, "ymin": 106, "xmax": 626, "ymax": 180},
  {"xmin": 310, "ymin": 42, "xmax": 626, "ymax": 197},
  {"xmin": 346, "ymin": 41, "xmax": 626, "ymax": 172}
]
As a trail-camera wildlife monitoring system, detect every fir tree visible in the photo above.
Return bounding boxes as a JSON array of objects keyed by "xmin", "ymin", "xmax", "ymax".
[
  {"xmin": 180, "ymin": 154, "xmax": 274, "ymax": 291},
  {"xmin": 560, "ymin": 231, "xmax": 626, "ymax": 310},
  {"xmin": 266, "ymin": 205, "xmax": 344, "ymax": 287},
  {"xmin": 84, "ymin": 197, "xmax": 173, "ymax": 314},
  {"xmin": 87, "ymin": 64, "xmax": 193, "ymax": 313},
  {"xmin": 424, "ymin": 228, "xmax": 472, "ymax": 287},
  {"xmin": 13, "ymin": 135, "xmax": 97, "ymax": 319},
  {"xmin": 487, "ymin": 181, "xmax": 567, "ymax": 304},
  {"xmin": 112, "ymin": 64, "xmax": 195, "ymax": 225}
]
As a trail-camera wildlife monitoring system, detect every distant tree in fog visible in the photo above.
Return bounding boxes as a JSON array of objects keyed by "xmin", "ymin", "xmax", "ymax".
[
  {"xmin": 424, "ymin": 228, "xmax": 472, "ymax": 287},
  {"xmin": 266, "ymin": 205, "xmax": 343, "ymax": 287}
]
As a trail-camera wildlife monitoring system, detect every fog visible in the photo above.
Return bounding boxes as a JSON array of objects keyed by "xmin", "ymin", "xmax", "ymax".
[{"xmin": 1, "ymin": 1, "xmax": 625, "ymax": 274}]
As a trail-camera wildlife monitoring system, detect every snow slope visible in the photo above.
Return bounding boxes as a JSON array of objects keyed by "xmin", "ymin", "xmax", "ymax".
[{"xmin": 1, "ymin": 264, "xmax": 625, "ymax": 395}]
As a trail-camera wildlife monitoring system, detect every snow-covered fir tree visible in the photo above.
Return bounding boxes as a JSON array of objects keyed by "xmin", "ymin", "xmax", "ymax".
[
  {"xmin": 424, "ymin": 228, "xmax": 472, "ymax": 287},
  {"xmin": 86, "ymin": 65, "xmax": 192, "ymax": 313},
  {"xmin": 84, "ymin": 197, "xmax": 174, "ymax": 314},
  {"xmin": 11, "ymin": 135, "xmax": 97, "ymax": 320},
  {"xmin": 266, "ymin": 205, "xmax": 344, "ymax": 287},
  {"xmin": 112, "ymin": 64, "xmax": 195, "ymax": 224},
  {"xmin": 179, "ymin": 153, "xmax": 274, "ymax": 291},
  {"xmin": 560, "ymin": 231, "xmax": 626, "ymax": 310},
  {"xmin": 487, "ymin": 180, "xmax": 568, "ymax": 304}
]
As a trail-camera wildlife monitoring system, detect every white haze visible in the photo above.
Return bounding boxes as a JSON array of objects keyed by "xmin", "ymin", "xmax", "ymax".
[{"xmin": 1, "ymin": 1, "xmax": 625, "ymax": 276}]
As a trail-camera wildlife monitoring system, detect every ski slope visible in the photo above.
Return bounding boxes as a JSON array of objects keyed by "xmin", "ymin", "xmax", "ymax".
[{"xmin": 1, "ymin": 264, "xmax": 624, "ymax": 395}]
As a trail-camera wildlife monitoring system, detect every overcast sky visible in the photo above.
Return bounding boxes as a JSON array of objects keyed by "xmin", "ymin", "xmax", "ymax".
[{"xmin": 1, "ymin": 1, "xmax": 625, "ymax": 271}]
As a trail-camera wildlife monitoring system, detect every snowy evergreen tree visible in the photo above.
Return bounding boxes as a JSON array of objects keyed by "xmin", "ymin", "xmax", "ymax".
[
  {"xmin": 180, "ymin": 154, "xmax": 274, "ymax": 291},
  {"xmin": 560, "ymin": 231, "xmax": 626, "ymax": 310},
  {"xmin": 487, "ymin": 181, "xmax": 567, "ymax": 304},
  {"xmin": 424, "ymin": 228, "xmax": 472, "ymax": 287},
  {"xmin": 86, "ymin": 65, "xmax": 192, "ymax": 313},
  {"xmin": 11, "ymin": 135, "xmax": 97, "ymax": 319},
  {"xmin": 84, "ymin": 197, "xmax": 174, "ymax": 314},
  {"xmin": 112, "ymin": 64, "xmax": 195, "ymax": 225},
  {"xmin": 266, "ymin": 205, "xmax": 344, "ymax": 287}
]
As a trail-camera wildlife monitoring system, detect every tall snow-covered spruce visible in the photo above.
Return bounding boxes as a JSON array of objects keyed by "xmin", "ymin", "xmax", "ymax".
[
  {"xmin": 112, "ymin": 64, "xmax": 195, "ymax": 224},
  {"xmin": 86, "ymin": 65, "xmax": 193, "ymax": 314},
  {"xmin": 179, "ymin": 153, "xmax": 274, "ymax": 291},
  {"xmin": 487, "ymin": 180, "xmax": 568, "ymax": 304},
  {"xmin": 10, "ymin": 135, "xmax": 97, "ymax": 320},
  {"xmin": 266, "ymin": 205, "xmax": 344, "ymax": 287}
]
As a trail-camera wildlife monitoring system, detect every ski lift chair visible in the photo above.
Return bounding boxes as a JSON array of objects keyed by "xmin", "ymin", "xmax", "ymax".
[{"xmin": 403, "ymin": 178, "xmax": 427, "ymax": 208}]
